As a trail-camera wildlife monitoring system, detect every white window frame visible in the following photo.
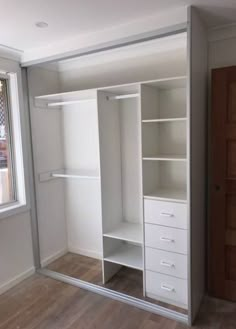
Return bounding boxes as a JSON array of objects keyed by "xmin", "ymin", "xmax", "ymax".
[{"xmin": 0, "ymin": 60, "xmax": 30, "ymax": 219}]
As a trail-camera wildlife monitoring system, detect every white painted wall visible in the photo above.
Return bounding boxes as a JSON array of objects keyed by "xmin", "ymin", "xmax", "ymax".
[
  {"xmin": 0, "ymin": 56, "xmax": 34, "ymax": 294},
  {"xmin": 209, "ymin": 32, "xmax": 236, "ymax": 69},
  {"xmin": 0, "ymin": 212, "xmax": 34, "ymax": 294}
]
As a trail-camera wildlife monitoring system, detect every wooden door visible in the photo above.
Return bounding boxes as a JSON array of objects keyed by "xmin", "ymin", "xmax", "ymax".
[{"xmin": 209, "ymin": 66, "xmax": 236, "ymax": 300}]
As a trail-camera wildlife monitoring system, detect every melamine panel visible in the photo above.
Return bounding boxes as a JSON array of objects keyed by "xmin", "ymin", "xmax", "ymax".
[
  {"xmin": 146, "ymin": 271, "xmax": 188, "ymax": 307},
  {"xmin": 144, "ymin": 199, "xmax": 187, "ymax": 229},
  {"xmin": 145, "ymin": 247, "xmax": 187, "ymax": 279},
  {"xmin": 145, "ymin": 223, "xmax": 187, "ymax": 254}
]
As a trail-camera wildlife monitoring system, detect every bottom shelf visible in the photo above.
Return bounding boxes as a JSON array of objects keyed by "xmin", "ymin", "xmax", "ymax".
[
  {"xmin": 104, "ymin": 244, "xmax": 143, "ymax": 270},
  {"xmin": 144, "ymin": 188, "xmax": 187, "ymax": 203}
]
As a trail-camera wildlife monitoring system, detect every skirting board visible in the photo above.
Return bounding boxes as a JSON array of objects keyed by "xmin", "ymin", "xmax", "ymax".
[
  {"xmin": 68, "ymin": 246, "xmax": 102, "ymax": 260},
  {"xmin": 41, "ymin": 248, "xmax": 68, "ymax": 267},
  {"xmin": 0, "ymin": 267, "xmax": 35, "ymax": 295}
]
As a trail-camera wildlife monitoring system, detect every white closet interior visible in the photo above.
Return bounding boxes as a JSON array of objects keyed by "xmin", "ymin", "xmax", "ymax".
[
  {"xmin": 27, "ymin": 26, "xmax": 206, "ymax": 321},
  {"xmin": 97, "ymin": 85, "xmax": 143, "ymax": 283}
]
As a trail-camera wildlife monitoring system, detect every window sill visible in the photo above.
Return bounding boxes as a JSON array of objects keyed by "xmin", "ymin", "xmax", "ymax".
[{"xmin": 0, "ymin": 202, "xmax": 30, "ymax": 220}]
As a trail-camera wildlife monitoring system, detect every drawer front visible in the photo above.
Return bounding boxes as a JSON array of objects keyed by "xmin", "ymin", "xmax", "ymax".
[
  {"xmin": 145, "ymin": 224, "xmax": 187, "ymax": 254},
  {"xmin": 145, "ymin": 248, "xmax": 187, "ymax": 279},
  {"xmin": 144, "ymin": 199, "xmax": 187, "ymax": 229},
  {"xmin": 146, "ymin": 271, "xmax": 188, "ymax": 307}
]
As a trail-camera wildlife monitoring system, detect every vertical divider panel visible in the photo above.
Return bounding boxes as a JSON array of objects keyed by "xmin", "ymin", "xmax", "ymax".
[
  {"xmin": 187, "ymin": 6, "xmax": 208, "ymax": 324},
  {"xmin": 97, "ymin": 90, "xmax": 123, "ymax": 283}
]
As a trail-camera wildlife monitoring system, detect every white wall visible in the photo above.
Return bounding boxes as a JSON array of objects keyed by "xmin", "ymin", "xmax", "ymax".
[
  {"xmin": 209, "ymin": 29, "xmax": 236, "ymax": 69},
  {"xmin": 0, "ymin": 212, "xmax": 34, "ymax": 294},
  {"xmin": 0, "ymin": 57, "xmax": 34, "ymax": 294}
]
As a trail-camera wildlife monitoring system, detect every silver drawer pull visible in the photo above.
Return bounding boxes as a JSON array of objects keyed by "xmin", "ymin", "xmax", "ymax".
[
  {"xmin": 160, "ymin": 237, "xmax": 175, "ymax": 243},
  {"xmin": 160, "ymin": 212, "xmax": 174, "ymax": 217},
  {"xmin": 161, "ymin": 284, "xmax": 175, "ymax": 292},
  {"xmin": 160, "ymin": 260, "xmax": 175, "ymax": 268}
]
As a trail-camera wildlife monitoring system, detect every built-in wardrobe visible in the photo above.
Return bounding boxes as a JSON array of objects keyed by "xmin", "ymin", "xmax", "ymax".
[{"xmin": 26, "ymin": 7, "xmax": 207, "ymax": 325}]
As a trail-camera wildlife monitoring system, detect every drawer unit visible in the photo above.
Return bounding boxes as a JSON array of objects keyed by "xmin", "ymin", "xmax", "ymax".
[
  {"xmin": 144, "ymin": 199, "xmax": 187, "ymax": 229},
  {"xmin": 145, "ymin": 224, "xmax": 187, "ymax": 254},
  {"xmin": 146, "ymin": 271, "xmax": 188, "ymax": 307},
  {"xmin": 145, "ymin": 247, "xmax": 187, "ymax": 279}
]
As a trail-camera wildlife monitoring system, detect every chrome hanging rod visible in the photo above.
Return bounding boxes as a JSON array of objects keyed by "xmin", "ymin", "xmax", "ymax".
[{"xmin": 106, "ymin": 93, "xmax": 139, "ymax": 101}]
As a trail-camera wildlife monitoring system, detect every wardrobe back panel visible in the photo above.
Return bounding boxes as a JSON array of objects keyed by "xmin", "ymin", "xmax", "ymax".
[
  {"xmin": 62, "ymin": 101, "xmax": 102, "ymax": 258},
  {"xmin": 97, "ymin": 91, "xmax": 123, "ymax": 232},
  {"xmin": 65, "ymin": 180, "xmax": 102, "ymax": 259},
  {"xmin": 120, "ymin": 98, "xmax": 142, "ymax": 224},
  {"xmin": 159, "ymin": 88, "xmax": 186, "ymax": 118},
  {"xmin": 59, "ymin": 50, "xmax": 186, "ymax": 91},
  {"xmin": 62, "ymin": 101, "xmax": 100, "ymax": 170},
  {"xmin": 27, "ymin": 67, "xmax": 67, "ymax": 265}
]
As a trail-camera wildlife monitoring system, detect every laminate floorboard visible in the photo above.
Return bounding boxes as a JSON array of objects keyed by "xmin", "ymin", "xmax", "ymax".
[
  {"xmin": 0, "ymin": 273, "xmax": 236, "ymax": 329},
  {"xmin": 46, "ymin": 252, "xmax": 187, "ymax": 314}
]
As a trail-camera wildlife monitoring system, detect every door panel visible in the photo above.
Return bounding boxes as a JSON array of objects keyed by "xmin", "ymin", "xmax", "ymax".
[
  {"xmin": 209, "ymin": 66, "xmax": 236, "ymax": 300},
  {"xmin": 187, "ymin": 6, "xmax": 208, "ymax": 324}
]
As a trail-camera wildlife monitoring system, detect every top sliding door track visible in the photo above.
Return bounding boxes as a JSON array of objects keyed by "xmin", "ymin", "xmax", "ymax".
[{"xmin": 21, "ymin": 23, "xmax": 187, "ymax": 67}]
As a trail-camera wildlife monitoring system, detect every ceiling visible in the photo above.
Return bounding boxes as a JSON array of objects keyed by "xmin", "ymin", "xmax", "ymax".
[{"xmin": 1, "ymin": 0, "xmax": 236, "ymax": 62}]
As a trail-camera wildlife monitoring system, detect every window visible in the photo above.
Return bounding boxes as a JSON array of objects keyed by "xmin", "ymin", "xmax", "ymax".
[
  {"xmin": 0, "ymin": 68, "xmax": 27, "ymax": 217},
  {"xmin": 0, "ymin": 77, "xmax": 16, "ymax": 206}
]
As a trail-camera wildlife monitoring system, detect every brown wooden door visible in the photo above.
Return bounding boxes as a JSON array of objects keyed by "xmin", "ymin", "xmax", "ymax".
[{"xmin": 209, "ymin": 66, "xmax": 236, "ymax": 300}]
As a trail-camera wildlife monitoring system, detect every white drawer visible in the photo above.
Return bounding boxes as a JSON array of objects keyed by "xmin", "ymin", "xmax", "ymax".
[
  {"xmin": 145, "ymin": 224, "xmax": 187, "ymax": 254},
  {"xmin": 145, "ymin": 248, "xmax": 187, "ymax": 279},
  {"xmin": 146, "ymin": 271, "xmax": 188, "ymax": 307},
  {"xmin": 144, "ymin": 199, "xmax": 187, "ymax": 229}
]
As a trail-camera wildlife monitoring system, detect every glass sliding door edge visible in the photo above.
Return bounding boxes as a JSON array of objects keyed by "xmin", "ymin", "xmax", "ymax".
[{"xmin": 37, "ymin": 268, "xmax": 188, "ymax": 324}]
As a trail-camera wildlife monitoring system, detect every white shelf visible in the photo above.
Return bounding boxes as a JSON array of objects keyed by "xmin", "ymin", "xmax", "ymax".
[
  {"xmin": 143, "ymin": 155, "xmax": 186, "ymax": 162},
  {"xmin": 144, "ymin": 188, "xmax": 187, "ymax": 203},
  {"xmin": 34, "ymin": 89, "xmax": 97, "ymax": 108},
  {"xmin": 104, "ymin": 244, "xmax": 143, "ymax": 270},
  {"xmin": 103, "ymin": 222, "xmax": 142, "ymax": 244},
  {"xmin": 142, "ymin": 118, "xmax": 187, "ymax": 123}
]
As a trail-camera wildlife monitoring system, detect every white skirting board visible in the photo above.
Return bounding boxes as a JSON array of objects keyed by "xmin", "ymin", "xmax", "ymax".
[
  {"xmin": 0, "ymin": 267, "xmax": 35, "ymax": 295},
  {"xmin": 41, "ymin": 248, "xmax": 68, "ymax": 267},
  {"xmin": 68, "ymin": 246, "xmax": 102, "ymax": 260}
]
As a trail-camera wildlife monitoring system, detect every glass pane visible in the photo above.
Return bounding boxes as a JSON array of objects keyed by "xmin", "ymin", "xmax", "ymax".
[{"xmin": 0, "ymin": 78, "xmax": 16, "ymax": 205}]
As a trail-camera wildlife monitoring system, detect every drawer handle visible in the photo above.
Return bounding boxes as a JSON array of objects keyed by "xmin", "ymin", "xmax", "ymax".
[
  {"xmin": 161, "ymin": 284, "xmax": 175, "ymax": 292},
  {"xmin": 160, "ymin": 260, "xmax": 175, "ymax": 268},
  {"xmin": 160, "ymin": 212, "xmax": 174, "ymax": 217},
  {"xmin": 160, "ymin": 237, "xmax": 175, "ymax": 243}
]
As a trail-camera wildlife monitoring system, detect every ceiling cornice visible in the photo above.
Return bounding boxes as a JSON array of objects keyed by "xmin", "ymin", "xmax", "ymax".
[
  {"xmin": 208, "ymin": 23, "xmax": 236, "ymax": 42},
  {"xmin": 0, "ymin": 44, "xmax": 23, "ymax": 62}
]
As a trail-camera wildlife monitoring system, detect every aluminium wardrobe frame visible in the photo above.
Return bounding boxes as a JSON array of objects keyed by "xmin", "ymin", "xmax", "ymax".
[{"xmin": 22, "ymin": 6, "xmax": 207, "ymax": 325}]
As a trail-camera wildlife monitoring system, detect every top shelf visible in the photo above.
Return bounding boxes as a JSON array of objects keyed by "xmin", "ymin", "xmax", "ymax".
[{"xmin": 34, "ymin": 76, "xmax": 186, "ymax": 109}]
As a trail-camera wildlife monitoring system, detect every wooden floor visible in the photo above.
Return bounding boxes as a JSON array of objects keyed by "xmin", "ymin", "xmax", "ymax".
[
  {"xmin": 0, "ymin": 273, "xmax": 236, "ymax": 329},
  {"xmin": 46, "ymin": 252, "xmax": 187, "ymax": 314}
]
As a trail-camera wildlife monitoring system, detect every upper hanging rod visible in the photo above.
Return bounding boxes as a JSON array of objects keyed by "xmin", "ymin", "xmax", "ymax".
[
  {"xmin": 106, "ymin": 93, "xmax": 139, "ymax": 101},
  {"xmin": 47, "ymin": 98, "xmax": 96, "ymax": 107},
  {"xmin": 45, "ymin": 93, "xmax": 140, "ymax": 107}
]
